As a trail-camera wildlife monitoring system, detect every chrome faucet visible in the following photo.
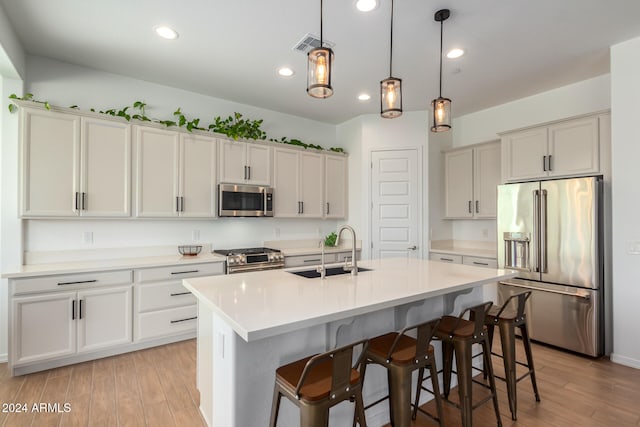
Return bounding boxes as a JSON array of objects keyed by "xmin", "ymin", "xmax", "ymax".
[
  {"xmin": 316, "ymin": 239, "xmax": 326, "ymax": 279},
  {"xmin": 335, "ymin": 225, "xmax": 358, "ymax": 276}
]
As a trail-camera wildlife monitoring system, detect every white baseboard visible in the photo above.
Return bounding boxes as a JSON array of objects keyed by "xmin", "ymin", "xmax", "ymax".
[
  {"xmin": 0, "ymin": 353, "xmax": 7, "ymax": 363},
  {"xmin": 610, "ymin": 352, "xmax": 640, "ymax": 369}
]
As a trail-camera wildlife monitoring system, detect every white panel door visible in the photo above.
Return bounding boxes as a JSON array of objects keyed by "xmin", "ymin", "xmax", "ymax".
[
  {"xmin": 245, "ymin": 144, "xmax": 271, "ymax": 186},
  {"xmin": 273, "ymin": 148, "xmax": 300, "ymax": 217},
  {"xmin": 21, "ymin": 108, "xmax": 80, "ymax": 217},
  {"xmin": 219, "ymin": 140, "xmax": 246, "ymax": 183},
  {"xmin": 77, "ymin": 286, "xmax": 133, "ymax": 353},
  {"xmin": 80, "ymin": 117, "xmax": 131, "ymax": 217},
  {"xmin": 371, "ymin": 149, "xmax": 420, "ymax": 259},
  {"xmin": 135, "ymin": 127, "xmax": 180, "ymax": 217},
  {"xmin": 12, "ymin": 292, "xmax": 77, "ymax": 365},
  {"xmin": 299, "ymin": 152, "xmax": 324, "ymax": 218},
  {"xmin": 180, "ymin": 134, "xmax": 216, "ymax": 217}
]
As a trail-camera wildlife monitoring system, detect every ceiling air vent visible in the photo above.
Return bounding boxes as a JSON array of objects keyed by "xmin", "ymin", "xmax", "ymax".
[{"xmin": 292, "ymin": 33, "xmax": 335, "ymax": 54}]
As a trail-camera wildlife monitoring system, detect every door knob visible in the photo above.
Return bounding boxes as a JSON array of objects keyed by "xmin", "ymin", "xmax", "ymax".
[{"xmin": 408, "ymin": 245, "xmax": 417, "ymax": 250}]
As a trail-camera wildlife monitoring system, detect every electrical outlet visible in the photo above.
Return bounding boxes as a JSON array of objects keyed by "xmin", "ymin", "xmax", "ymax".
[
  {"xmin": 627, "ymin": 241, "xmax": 640, "ymax": 255},
  {"xmin": 83, "ymin": 231, "xmax": 93, "ymax": 244}
]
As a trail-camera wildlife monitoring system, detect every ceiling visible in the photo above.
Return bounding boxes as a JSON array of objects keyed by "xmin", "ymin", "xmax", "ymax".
[{"xmin": 2, "ymin": 0, "xmax": 640, "ymax": 124}]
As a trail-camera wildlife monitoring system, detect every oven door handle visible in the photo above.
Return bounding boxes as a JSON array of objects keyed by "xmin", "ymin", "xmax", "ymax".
[
  {"xmin": 263, "ymin": 189, "xmax": 267, "ymax": 216},
  {"xmin": 228, "ymin": 263, "xmax": 284, "ymax": 273}
]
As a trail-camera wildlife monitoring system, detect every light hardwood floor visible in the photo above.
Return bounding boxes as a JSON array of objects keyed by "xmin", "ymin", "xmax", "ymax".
[{"xmin": 1, "ymin": 338, "xmax": 639, "ymax": 426}]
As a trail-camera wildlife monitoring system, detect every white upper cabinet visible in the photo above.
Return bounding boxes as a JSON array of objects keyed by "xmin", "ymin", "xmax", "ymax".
[
  {"xmin": 444, "ymin": 141, "xmax": 500, "ymax": 219},
  {"xmin": 502, "ymin": 115, "xmax": 600, "ymax": 182},
  {"xmin": 20, "ymin": 108, "xmax": 131, "ymax": 217},
  {"xmin": 273, "ymin": 147, "xmax": 324, "ymax": 218},
  {"xmin": 135, "ymin": 127, "xmax": 216, "ymax": 218},
  {"xmin": 324, "ymin": 155, "xmax": 348, "ymax": 218},
  {"xmin": 219, "ymin": 140, "xmax": 271, "ymax": 186}
]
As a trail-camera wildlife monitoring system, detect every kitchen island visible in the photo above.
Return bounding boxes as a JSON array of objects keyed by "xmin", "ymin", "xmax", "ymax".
[{"xmin": 183, "ymin": 257, "xmax": 517, "ymax": 426}]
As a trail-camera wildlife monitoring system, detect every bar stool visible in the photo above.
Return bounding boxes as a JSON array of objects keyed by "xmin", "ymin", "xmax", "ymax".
[
  {"xmin": 484, "ymin": 291, "xmax": 540, "ymax": 420},
  {"xmin": 416, "ymin": 301, "xmax": 502, "ymax": 427},
  {"xmin": 269, "ymin": 339, "xmax": 369, "ymax": 427},
  {"xmin": 359, "ymin": 318, "xmax": 444, "ymax": 427}
]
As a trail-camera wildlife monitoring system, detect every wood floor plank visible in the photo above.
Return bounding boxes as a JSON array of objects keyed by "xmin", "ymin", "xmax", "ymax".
[
  {"xmin": 32, "ymin": 374, "xmax": 72, "ymax": 427},
  {"xmin": 115, "ymin": 360, "xmax": 145, "ymax": 427},
  {"xmin": 142, "ymin": 401, "xmax": 176, "ymax": 427},
  {"xmin": 88, "ymin": 369, "xmax": 117, "ymax": 427},
  {"xmin": 59, "ymin": 392, "xmax": 91, "ymax": 427},
  {"xmin": 2, "ymin": 372, "xmax": 48, "ymax": 427}
]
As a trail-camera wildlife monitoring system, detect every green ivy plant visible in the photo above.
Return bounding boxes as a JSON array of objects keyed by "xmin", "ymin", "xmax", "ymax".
[
  {"xmin": 8, "ymin": 93, "xmax": 50, "ymax": 113},
  {"xmin": 209, "ymin": 112, "xmax": 267, "ymax": 140},
  {"xmin": 7, "ymin": 94, "xmax": 347, "ymax": 153}
]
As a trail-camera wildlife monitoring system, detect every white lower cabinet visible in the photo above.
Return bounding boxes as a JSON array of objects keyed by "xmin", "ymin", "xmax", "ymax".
[
  {"xmin": 429, "ymin": 252, "xmax": 497, "ymax": 268},
  {"xmin": 11, "ymin": 283, "xmax": 132, "ymax": 367},
  {"xmin": 133, "ymin": 262, "xmax": 224, "ymax": 342}
]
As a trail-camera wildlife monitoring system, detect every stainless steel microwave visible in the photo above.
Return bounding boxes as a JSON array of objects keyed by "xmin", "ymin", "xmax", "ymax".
[{"xmin": 218, "ymin": 184, "xmax": 274, "ymax": 217}]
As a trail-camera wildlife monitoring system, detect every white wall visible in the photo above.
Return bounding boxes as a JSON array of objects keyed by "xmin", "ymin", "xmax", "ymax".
[
  {"xmin": 610, "ymin": 37, "xmax": 640, "ymax": 368},
  {"xmin": 338, "ymin": 111, "xmax": 429, "ymax": 260},
  {"xmin": 0, "ymin": 4, "xmax": 25, "ymax": 78}
]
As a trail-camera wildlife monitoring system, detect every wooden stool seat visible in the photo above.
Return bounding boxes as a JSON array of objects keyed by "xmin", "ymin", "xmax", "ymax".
[
  {"xmin": 437, "ymin": 316, "xmax": 476, "ymax": 337},
  {"xmin": 269, "ymin": 339, "xmax": 369, "ymax": 427},
  {"xmin": 367, "ymin": 332, "xmax": 434, "ymax": 365}
]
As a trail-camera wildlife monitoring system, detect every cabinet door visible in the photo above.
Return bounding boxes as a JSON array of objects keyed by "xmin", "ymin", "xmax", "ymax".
[
  {"xmin": 548, "ymin": 116, "xmax": 599, "ymax": 177},
  {"xmin": 473, "ymin": 142, "xmax": 500, "ymax": 218},
  {"xmin": 20, "ymin": 108, "xmax": 80, "ymax": 217},
  {"xmin": 77, "ymin": 286, "xmax": 132, "ymax": 353},
  {"xmin": 180, "ymin": 134, "xmax": 216, "ymax": 217},
  {"xmin": 135, "ymin": 127, "xmax": 180, "ymax": 217},
  {"xmin": 218, "ymin": 139, "xmax": 245, "ymax": 183},
  {"xmin": 444, "ymin": 148, "xmax": 474, "ymax": 218},
  {"xmin": 11, "ymin": 292, "xmax": 76, "ymax": 365},
  {"xmin": 299, "ymin": 152, "xmax": 324, "ymax": 218},
  {"xmin": 246, "ymin": 144, "xmax": 271, "ymax": 185},
  {"xmin": 80, "ymin": 117, "xmax": 131, "ymax": 217},
  {"xmin": 273, "ymin": 148, "xmax": 300, "ymax": 217},
  {"xmin": 325, "ymin": 155, "xmax": 347, "ymax": 218},
  {"xmin": 502, "ymin": 128, "xmax": 548, "ymax": 181}
]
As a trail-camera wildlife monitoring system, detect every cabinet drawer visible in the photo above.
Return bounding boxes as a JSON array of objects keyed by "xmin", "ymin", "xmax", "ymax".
[
  {"xmin": 429, "ymin": 253, "xmax": 463, "ymax": 264},
  {"xmin": 284, "ymin": 253, "xmax": 336, "ymax": 268},
  {"xmin": 462, "ymin": 256, "xmax": 497, "ymax": 269},
  {"xmin": 135, "ymin": 305, "xmax": 197, "ymax": 341},
  {"xmin": 136, "ymin": 282, "xmax": 196, "ymax": 312},
  {"xmin": 11, "ymin": 270, "xmax": 133, "ymax": 295},
  {"xmin": 135, "ymin": 262, "xmax": 224, "ymax": 283}
]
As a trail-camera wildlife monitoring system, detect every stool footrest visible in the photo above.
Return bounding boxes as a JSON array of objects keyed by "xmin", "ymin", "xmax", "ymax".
[{"xmin": 362, "ymin": 395, "xmax": 389, "ymax": 411}]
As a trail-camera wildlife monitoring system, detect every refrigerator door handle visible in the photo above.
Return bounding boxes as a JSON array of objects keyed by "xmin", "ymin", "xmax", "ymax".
[
  {"xmin": 540, "ymin": 189, "xmax": 548, "ymax": 273},
  {"xmin": 501, "ymin": 281, "xmax": 591, "ymax": 300},
  {"xmin": 533, "ymin": 189, "xmax": 540, "ymax": 273}
]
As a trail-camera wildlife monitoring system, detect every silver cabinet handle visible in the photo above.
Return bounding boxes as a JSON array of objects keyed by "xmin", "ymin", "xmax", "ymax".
[
  {"xmin": 58, "ymin": 279, "xmax": 97, "ymax": 286},
  {"xmin": 170, "ymin": 270, "xmax": 199, "ymax": 275},
  {"xmin": 408, "ymin": 245, "xmax": 417, "ymax": 250},
  {"xmin": 475, "ymin": 200, "xmax": 479, "ymax": 213},
  {"xmin": 468, "ymin": 201, "xmax": 472, "ymax": 213},
  {"xmin": 171, "ymin": 316, "xmax": 197, "ymax": 324}
]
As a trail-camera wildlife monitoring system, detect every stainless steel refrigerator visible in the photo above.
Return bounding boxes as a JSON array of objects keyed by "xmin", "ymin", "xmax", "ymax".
[{"xmin": 497, "ymin": 176, "xmax": 603, "ymax": 356}]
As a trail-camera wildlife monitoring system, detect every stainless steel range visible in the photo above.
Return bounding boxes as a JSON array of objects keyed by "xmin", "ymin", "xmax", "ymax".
[{"xmin": 213, "ymin": 247, "xmax": 285, "ymax": 274}]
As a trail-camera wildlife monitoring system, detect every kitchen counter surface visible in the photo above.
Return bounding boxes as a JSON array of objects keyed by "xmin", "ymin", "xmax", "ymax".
[
  {"xmin": 430, "ymin": 239, "xmax": 498, "ymax": 258},
  {"xmin": 184, "ymin": 257, "xmax": 517, "ymax": 342},
  {"xmin": 263, "ymin": 239, "xmax": 362, "ymax": 256},
  {"xmin": 2, "ymin": 252, "xmax": 226, "ymax": 279}
]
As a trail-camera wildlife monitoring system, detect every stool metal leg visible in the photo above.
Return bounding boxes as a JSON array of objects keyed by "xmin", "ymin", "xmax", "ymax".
[
  {"xmin": 519, "ymin": 323, "xmax": 541, "ymax": 402},
  {"xmin": 354, "ymin": 386, "xmax": 368, "ymax": 427},
  {"xmin": 387, "ymin": 365, "xmax": 412, "ymax": 427},
  {"xmin": 498, "ymin": 320, "xmax": 517, "ymax": 420},
  {"xmin": 453, "ymin": 340, "xmax": 473, "ymax": 427},
  {"xmin": 429, "ymin": 358, "xmax": 444, "ymax": 425},
  {"xmin": 442, "ymin": 341, "xmax": 454, "ymax": 399},
  {"xmin": 411, "ymin": 367, "xmax": 425, "ymax": 420},
  {"xmin": 300, "ymin": 404, "xmax": 329, "ymax": 427},
  {"xmin": 269, "ymin": 384, "xmax": 282, "ymax": 427},
  {"xmin": 482, "ymin": 336, "xmax": 503, "ymax": 427}
]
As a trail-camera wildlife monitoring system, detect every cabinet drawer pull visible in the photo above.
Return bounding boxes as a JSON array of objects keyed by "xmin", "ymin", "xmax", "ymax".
[
  {"xmin": 247, "ymin": 166, "xmax": 251, "ymax": 180},
  {"xmin": 170, "ymin": 316, "xmax": 197, "ymax": 324},
  {"xmin": 440, "ymin": 257, "xmax": 454, "ymax": 262},
  {"xmin": 79, "ymin": 300, "xmax": 83, "ymax": 320},
  {"xmin": 57, "ymin": 279, "xmax": 97, "ymax": 286},
  {"xmin": 543, "ymin": 155, "xmax": 547, "ymax": 171},
  {"xmin": 475, "ymin": 200, "xmax": 479, "ymax": 213},
  {"xmin": 473, "ymin": 261, "xmax": 489, "ymax": 266},
  {"xmin": 72, "ymin": 300, "xmax": 76, "ymax": 320},
  {"xmin": 548, "ymin": 155, "xmax": 552, "ymax": 171},
  {"xmin": 468, "ymin": 201, "xmax": 472, "ymax": 213},
  {"xmin": 326, "ymin": 203, "xmax": 330, "ymax": 215},
  {"xmin": 75, "ymin": 192, "xmax": 80, "ymax": 210},
  {"xmin": 303, "ymin": 259, "xmax": 321, "ymax": 263},
  {"xmin": 82, "ymin": 192, "xmax": 87, "ymax": 210},
  {"xmin": 170, "ymin": 270, "xmax": 199, "ymax": 275},
  {"xmin": 170, "ymin": 291, "xmax": 192, "ymax": 296}
]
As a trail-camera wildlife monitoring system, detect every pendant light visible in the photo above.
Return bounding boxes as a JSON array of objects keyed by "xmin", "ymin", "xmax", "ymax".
[
  {"xmin": 307, "ymin": 0, "xmax": 334, "ymax": 98},
  {"xmin": 380, "ymin": 0, "xmax": 402, "ymax": 118},
  {"xmin": 430, "ymin": 9, "xmax": 452, "ymax": 132}
]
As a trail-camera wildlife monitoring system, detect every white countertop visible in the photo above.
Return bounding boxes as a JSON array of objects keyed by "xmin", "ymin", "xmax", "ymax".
[
  {"xmin": 183, "ymin": 257, "xmax": 517, "ymax": 342},
  {"xmin": 2, "ymin": 253, "xmax": 226, "ymax": 279},
  {"xmin": 264, "ymin": 239, "xmax": 362, "ymax": 257},
  {"xmin": 430, "ymin": 239, "xmax": 498, "ymax": 258}
]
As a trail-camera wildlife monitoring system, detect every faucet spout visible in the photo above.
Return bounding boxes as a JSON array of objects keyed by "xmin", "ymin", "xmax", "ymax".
[{"xmin": 336, "ymin": 225, "xmax": 358, "ymax": 276}]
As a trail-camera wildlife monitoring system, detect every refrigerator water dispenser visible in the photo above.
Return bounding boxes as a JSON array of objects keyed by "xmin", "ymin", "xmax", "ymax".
[{"xmin": 503, "ymin": 232, "xmax": 530, "ymax": 271}]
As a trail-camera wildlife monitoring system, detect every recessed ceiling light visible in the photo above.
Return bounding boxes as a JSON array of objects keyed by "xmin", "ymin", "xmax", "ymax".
[
  {"xmin": 355, "ymin": 0, "xmax": 378, "ymax": 12},
  {"xmin": 446, "ymin": 48, "xmax": 465, "ymax": 59},
  {"xmin": 358, "ymin": 93, "xmax": 371, "ymax": 101},
  {"xmin": 278, "ymin": 67, "xmax": 294, "ymax": 77},
  {"xmin": 154, "ymin": 26, "xmax": 179, "ymax": 40}
]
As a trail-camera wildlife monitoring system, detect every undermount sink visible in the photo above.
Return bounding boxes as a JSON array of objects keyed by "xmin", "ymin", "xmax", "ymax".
[{"xmin": 289, "ymin": 266, "xmax": 372, "ymax": 279}]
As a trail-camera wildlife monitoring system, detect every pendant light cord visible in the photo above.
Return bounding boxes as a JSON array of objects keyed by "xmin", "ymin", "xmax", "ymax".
[
  {"xmin": 438, "ymin": 17, "xmax": 443, "ymax": 97},
  {"xmin": 389, "ymin": 0, "xmax": 394, "ymax": 76},
  {"xmin": 320, "ymin": 0, "xmax": 323, "ymax": 45}
]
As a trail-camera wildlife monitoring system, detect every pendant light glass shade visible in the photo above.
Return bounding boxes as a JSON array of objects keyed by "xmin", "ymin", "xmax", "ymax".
[
  {"xmin": 430, "ymin": 96, "xmax": 451, "ymax": 132},
  {"xmin": 307, "ymin": 47, "xmax": 334, "ymax": 98},
  {"xmin": 430, "ymin": 9, "xmax": 452, "ymax": 133},
  {"xmin": 380, "ymin": 77, "xmax": 402, "ymax": 118}
]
